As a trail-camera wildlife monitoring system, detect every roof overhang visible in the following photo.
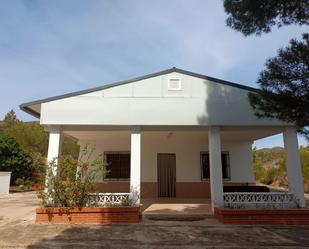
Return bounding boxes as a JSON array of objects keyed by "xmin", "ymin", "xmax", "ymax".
[{"xmin": 20, "ymin": 103, "xmax": 41, "ymax": 118}]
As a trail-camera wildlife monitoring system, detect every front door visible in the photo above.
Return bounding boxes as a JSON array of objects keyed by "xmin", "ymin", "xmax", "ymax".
[{"xmin": 157, "ymin": 153, "xmax": 176, "ymax": 197}]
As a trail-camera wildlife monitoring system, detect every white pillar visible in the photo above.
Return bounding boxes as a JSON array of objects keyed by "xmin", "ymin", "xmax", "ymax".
[
  {"xmin": 46, "ymin": 126, "xmax": 61, "ymax": 178},
  {"xmin": 283, "ymin": 127, "xmax": 305, "ymax": 207},
  {"xmin": 209, "ymin": 126, "xmax": 224, "ymax": 209},
  {"xmin": 130, "ymin": 128, "xmax": 141, "ymax": 204}
]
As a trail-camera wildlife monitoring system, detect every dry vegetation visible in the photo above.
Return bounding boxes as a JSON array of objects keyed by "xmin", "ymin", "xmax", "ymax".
[{"xmin": 254, "ymin": 146, "xmax": 309, "ymax": 192}]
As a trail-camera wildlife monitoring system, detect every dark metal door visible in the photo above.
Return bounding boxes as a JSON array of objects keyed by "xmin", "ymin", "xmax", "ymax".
[{"xmin": 157, "ymin": 153, "xmax": 176, "ymax": 197}]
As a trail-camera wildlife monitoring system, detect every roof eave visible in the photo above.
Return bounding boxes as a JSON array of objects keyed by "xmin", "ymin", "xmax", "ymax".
[{"xmin": 19, "ymin": 104, "xmax": 40, "ymax": 119}]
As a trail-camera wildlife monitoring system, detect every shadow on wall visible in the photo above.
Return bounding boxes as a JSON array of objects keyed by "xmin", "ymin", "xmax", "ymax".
[{"xmin": 197, "ymin": 80, "xmax": 242, "ymax": 125}]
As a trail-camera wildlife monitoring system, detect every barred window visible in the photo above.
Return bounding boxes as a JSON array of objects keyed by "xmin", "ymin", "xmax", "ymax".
[
  {"xmin": 104, "ymin": 152, "xmax": 130, "ymax": 180},
  {"xmin": 200, "ymin": 152, "xmax": 230, "ymax": 180}
]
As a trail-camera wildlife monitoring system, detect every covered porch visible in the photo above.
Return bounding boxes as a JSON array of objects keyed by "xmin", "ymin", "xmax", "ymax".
[{"xmin": 45, "ymin": 124, "xmax": 306, "ymax": 212}]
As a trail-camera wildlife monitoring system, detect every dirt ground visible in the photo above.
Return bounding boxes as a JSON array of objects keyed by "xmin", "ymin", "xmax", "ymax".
[{"xmin": 1, "ymin": 192, "xmax": 309, "ymax": 248}]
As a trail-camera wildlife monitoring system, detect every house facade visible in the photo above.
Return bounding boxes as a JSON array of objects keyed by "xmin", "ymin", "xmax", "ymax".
[{"xmin": 20, "ymin": 68, "xmax": 305, "ymax": 208}]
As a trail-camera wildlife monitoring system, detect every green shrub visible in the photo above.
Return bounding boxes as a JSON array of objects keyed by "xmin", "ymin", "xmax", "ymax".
[
  {"xmin": 15, "ymin": 177, "xmax": 35, "ymax": 191},
  {"xmin": 15, "ymin": 178, "xmax": 24, "ymax": 186},
  {"xmin": 24, "ymin": 178, "xmax": 33, "ymax": 188},
  {"xmin": 261, "ymin": 167, "xmax": 279, "ymax": 185},
  {"xmin": 29, "ymin": 151, "xmax": 46, "ymax": 183},
  {"xmin": 253, "ymin": 147, "xmax": 266, "ymax": 181},
  {"xmin": 0, "ymin": 133, "xmax": 33, "ymax": 184},
  {"xmin": 18, "ymin": 185, "xmax": 25, "ymax": 191},
  {"xmin": 38, "ymin": 147, "xmax": 106, "ymax": 208}
]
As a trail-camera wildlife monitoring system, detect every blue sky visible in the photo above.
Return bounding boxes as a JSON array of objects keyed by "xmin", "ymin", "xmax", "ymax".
[{"xmin": 0, "ymin": 0, "xmax": 307, "ymax": 148}]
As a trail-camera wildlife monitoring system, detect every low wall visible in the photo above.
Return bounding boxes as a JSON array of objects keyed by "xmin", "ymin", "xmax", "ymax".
[
  {"xmin": 214, "ymin": 207, "xmax": 309, "ymax": 225},
  {"xmin": 36, "ymin": 207, "xmax": 141, "ymax": 224},
  {"xmin": 0, "ymin": 172, "xmax": 11, "ymax": 194}
]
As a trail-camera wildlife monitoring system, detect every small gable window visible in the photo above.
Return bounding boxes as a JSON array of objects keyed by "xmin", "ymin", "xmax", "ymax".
[{"xmin": 168, "ymin": 78, "xmax": 182, "ymax": 90}]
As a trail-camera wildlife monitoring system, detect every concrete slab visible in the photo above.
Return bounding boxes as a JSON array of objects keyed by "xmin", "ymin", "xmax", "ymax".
[
  {"xmin": 142, "ymin": 198, "xmax": 212, "ymax": 220},
  {"xmin": 143, "ymin": 203, "xmax": 211, "ymax": 214},
  {"xmin": 142, "ymin": 198, "xmax": 212, "ymax": 214},
  {"xmin": 0, "ymin": 191, "xmax": 38, "ymax": 225},
  {"xmin": 1, "ymin": 220, "xmax": 309, "ymax": 248}
]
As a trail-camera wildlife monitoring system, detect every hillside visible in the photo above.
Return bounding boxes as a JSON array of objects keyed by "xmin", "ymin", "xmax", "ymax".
[
  {"xmin": 254, "ymin": 147, "xmax": 285, "ymax": 169},
  {"xmin": 254, "ymin": 146, "xmax": 309, "ymax": 191}
]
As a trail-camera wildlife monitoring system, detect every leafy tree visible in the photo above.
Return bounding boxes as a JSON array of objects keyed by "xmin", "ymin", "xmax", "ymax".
[
  {"xmin": 223, "ymin": 0, "xmax": 309, "ymax": 139},
  {"xmin": 0, "ymin": 133, "xmax": 33, "ymax": 184},
  {"xmin": 224, "ymin": 0, "xmax": 309, "ymax": 36},
  {"xmin": 3, "ymin": 110, "xmax": 79, "ymax": 157},
  {"xmin": 1, "ymin": 110, "xmax": 80, "ymax": 185},
  {"xmin": 5, "ymin": 121, "xmax": 48, "ymax": 155}
]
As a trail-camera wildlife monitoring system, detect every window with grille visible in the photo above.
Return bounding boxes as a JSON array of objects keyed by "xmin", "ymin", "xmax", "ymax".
[
  {"xmin": 200, "ymin": 152, "xmax": 230, "ymax": 180},
  {"xmin": 104, "ymin": 152, "xmax": 130, "ymax": 180}
]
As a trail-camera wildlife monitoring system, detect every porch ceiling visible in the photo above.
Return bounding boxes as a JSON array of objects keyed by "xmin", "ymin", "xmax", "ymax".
[{"xmin": 62, "ymin": 126, "xmax": 285, "ymax": 142}]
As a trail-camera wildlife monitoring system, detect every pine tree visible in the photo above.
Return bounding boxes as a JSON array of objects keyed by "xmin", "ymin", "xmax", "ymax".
[
  {"xmin": 249, "ymin": 34, "xmax": 309, "ymax": 137},
  {"xmin": 224, "ymin": 0, "xmax": 309, "ymax": 139},
  {"xmin": 224, "ymin": 0, "xmax": 309, "ymax": 36},
  {"xmin": 2, "ymin": 110, "xmax": 19, "ymax": 130}
]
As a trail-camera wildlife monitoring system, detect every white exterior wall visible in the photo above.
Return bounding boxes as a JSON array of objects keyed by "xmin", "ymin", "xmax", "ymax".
[
  {"xmin": 40, "ymin": 72, "xmax": 284, "ymax": 126},
  {"xmin": 0, "ymin": 172, "xmax": 11, "ymax": 194},
  {"xmin": 78, "ymin": 131, "xmax": 254, "ymax": 184}
]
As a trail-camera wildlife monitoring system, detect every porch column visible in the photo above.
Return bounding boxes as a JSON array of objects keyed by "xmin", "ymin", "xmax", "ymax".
[
  {"xmin": 209, "ymin": 126, "xmax": 224, "ymax": 209},
  {"xmin": 283, "ymin": 127, "xmax": 305, "ymax": 207},
  {"xmin": 130, "ymin": 128, "xmax": 141, "ymax": 204},
  {"xmin": 46, "ymin": 126, "xmax": 62, "ymax": 183}
]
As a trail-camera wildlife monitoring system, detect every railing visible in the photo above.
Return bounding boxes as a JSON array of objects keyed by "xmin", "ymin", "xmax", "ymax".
[
  {"xmin": 88, "ymin": 193, "xmax": 130, "ymax": 206},
  {"xmin": 223, "ymin": 192, "xmax": 298, "ymax": 209}
]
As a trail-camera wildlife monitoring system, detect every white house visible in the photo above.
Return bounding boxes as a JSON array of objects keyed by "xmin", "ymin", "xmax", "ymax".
[{"xmin": 20, "ymin": 67, "xmax": 305, "ymax": 209}]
